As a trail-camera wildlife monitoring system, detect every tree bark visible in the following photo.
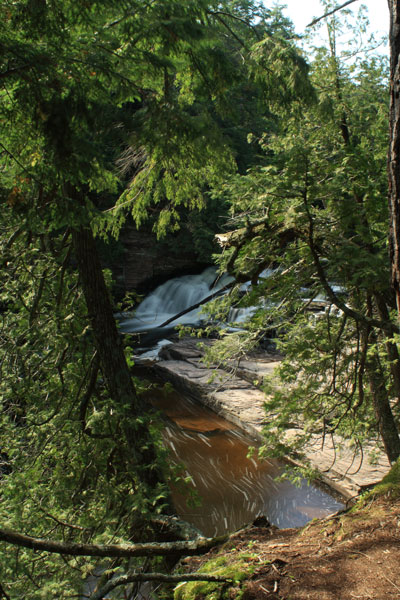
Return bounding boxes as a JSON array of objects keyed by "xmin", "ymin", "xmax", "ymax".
[
  {"xmin": 388, "ymin": 0, "xmax": 400, "ymax": 313},
  {"xmin": 368, "ymin": 353, "xmax": 400, "ymax": 463},
  {"xmin": 373, "ymin": 292, "xmax": 400, "ymax": 403},
  {"xmin": 366, "ymin": 321, "xmax": 400, "ymax": 463},
  {"xmin": 71, "ymin": 225, "xmax": 164, "ymax": 492},
  {"xmin": 0, "ymin": 526, "xmax": 226, "ymax": 558}
]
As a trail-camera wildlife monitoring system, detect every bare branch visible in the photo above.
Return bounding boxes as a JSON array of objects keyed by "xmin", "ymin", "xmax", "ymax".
[
  {"xmin": 307, "ymin": 0, "xmax": 360, "ymax": 27},
  {"xmin": 211, "ymin": 13, "xmax": 248, "ymax": 49},
  {"xmin": 207, "ymin": 9, "xmax": 262, "ymax": 41},
  {"xmin": 0, "ymin": 583, "xmax": 11, "ymax": 600}
]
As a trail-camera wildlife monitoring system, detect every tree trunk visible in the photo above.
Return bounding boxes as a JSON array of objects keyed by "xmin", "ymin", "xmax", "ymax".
[
  {"xmin": 71, "ymin": 225, "xmax": 164, "ymax": 492},
  {"xmin": 367, "ymin": 335, "xmax": 400, "ymax": 463},
  {"xmin": 388, "ymin": 0, "xmax": 400, "ymax": 312},
  {"xmin": 373, "ymin": 292, "xmax": 400, "ymax": 403},
  {"xmin": 369, "ymin": 364, "xmax": 400, "ymax": 464}
]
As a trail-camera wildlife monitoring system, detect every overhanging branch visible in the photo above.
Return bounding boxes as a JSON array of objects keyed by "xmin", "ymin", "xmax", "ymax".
[
  {"xmin": 0, "ymin": 526, "xmax": 227, "ymax": 559},
  {"xmin": 302, "ymin": 204, "xmax": 399, "ymax": 334},
  {"xmin": 216, "ymin": 219, "xmax": 399, "ymax": 335}
]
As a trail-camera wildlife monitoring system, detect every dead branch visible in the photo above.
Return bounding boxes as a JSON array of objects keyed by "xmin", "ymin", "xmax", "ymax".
[{"xmin": 216, "ymin": 222, "xmax": 296, "ymax": 253}]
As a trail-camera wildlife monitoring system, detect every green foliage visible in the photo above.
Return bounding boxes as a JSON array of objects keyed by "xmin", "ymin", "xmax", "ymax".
[
  {"xmin": 206, "ymin": 9, "xmax": 398, "ymax": 466},
  {"xmin": 174, "ymin": 552, "xmax": 256, "ymax": 600},
  {"xmin": 106, "ymin": 1, "xmax": 300, "ymax": 241},
  {"xmin": 0, "ymin": 211, "xmax": 173, "ymax": 597},
  {"xmin": 1, "ymin": 1, "xmax": 313, "ymax": 596},
  {"xmin": 3, "ymin": 1, "xmax": 394, "ymax": 597}
]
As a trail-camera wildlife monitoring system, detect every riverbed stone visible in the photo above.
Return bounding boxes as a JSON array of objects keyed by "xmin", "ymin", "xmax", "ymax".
[{"xmin": 150, "ymin": 337, "xmax": 391, "ymax": 499}]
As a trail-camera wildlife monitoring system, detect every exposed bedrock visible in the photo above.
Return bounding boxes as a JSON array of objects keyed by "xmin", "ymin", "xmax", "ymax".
[
  {"xmin": 111, "ymin": 225, "xmax": 207, "ymax": 295},
  {"xmin": 147, "ymin": 337, "xmax": 391, "ymax": 500}
]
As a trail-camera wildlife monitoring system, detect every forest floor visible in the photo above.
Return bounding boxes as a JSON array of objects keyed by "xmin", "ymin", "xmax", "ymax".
[{"xmin": 176, "ymin": 492, "xmax": 400, "ymax": 600}]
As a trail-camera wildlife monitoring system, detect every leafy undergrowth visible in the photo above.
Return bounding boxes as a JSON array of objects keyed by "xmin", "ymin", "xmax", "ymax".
[{"xmin": 173, "ymin": 462, "xmax": 400, "ymax": 600}]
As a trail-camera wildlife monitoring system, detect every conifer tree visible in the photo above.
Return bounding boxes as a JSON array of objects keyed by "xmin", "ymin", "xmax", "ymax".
[{"xmin": 0, "ymin": 0, "xmax": 299, "ymax": 596}]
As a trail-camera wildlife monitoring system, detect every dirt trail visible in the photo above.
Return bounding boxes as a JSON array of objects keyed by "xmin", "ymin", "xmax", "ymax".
[{"xmin": 181, "ymin": 496, "xmax": 400, "ymax": 600}]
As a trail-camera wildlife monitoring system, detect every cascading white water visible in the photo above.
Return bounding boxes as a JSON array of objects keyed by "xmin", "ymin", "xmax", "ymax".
[
  {"xmin": 225, "ymin": 268, "xmax": 276, "ymax": 325},
  {"xmin": 118, "ymin": 267, "xmax": 234, "ymax": 333}
]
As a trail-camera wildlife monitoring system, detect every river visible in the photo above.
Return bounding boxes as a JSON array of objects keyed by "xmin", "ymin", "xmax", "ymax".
[
  {"xmin": 148, "ymin": 386, "xmax": 344, "ymax": 537},
  {"xmin": 122, "ymin": 267, "xmax": 344, "ymax": 535}
]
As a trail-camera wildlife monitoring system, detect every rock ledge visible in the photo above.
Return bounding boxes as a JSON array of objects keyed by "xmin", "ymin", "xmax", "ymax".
[{"xmin": 148, "ymin": 337, "xmax": 391, "ymax": 499}]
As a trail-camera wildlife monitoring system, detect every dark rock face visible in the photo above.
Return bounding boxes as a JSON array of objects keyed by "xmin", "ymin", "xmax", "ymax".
[{"xmin": 112, "ymin": 225, "xmax": 207, "ymax": 295}]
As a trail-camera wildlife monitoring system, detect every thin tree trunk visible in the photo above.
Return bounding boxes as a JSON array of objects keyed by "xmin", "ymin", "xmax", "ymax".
[
  {"xmin": 388, "ymin": 0, "xmax": 400, "ymax": 312},
  {"xmin": 71, "ymin": 225, "xmax": 164, "ymax": 492},
  {"xmin": 373, "ymin": 292, "xmax": 400, "ymax": 403},
  {"xmin": 366, "ymin": 321, "xmax": 400, "ymax": 463},
  {"xmin": 368, "ymin": 353, "xmax": 400, "ymax": 463}
]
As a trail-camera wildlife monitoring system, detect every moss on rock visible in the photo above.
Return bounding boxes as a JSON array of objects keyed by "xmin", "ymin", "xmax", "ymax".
[{"xmin": 174, "ymin": 552, "xmax": 258, "ymax": 600}]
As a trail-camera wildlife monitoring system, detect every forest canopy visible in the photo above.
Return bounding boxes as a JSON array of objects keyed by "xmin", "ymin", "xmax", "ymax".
[{"xmin": 1, "ymin": 0, "xmax": 399, "ymax": 599}]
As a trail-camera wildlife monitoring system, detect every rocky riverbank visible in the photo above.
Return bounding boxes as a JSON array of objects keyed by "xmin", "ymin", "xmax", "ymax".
[{"xmin": 139, "ymin": 336, "xmax": 391, "ymax": 500}]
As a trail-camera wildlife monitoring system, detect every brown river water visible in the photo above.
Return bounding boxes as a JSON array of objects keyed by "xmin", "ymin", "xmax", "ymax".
[{"xmin": 148, "ymin": 388, "xmax": 344, "ymax": 537}]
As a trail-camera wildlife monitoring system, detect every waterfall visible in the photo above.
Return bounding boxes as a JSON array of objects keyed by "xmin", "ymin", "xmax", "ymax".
[{"xmin": 118, "ymin": 267, "xmax": 233, "ymax": 333}]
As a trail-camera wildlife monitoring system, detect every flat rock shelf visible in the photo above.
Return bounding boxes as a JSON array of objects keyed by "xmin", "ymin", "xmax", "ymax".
[{"xmin": 146, "ymin": 337, "xmax": 391, "ymax": 500}]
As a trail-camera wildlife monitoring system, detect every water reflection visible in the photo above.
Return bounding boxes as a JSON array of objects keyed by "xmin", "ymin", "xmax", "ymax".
[{"xmin": 149, "ymin": 390, "xmax": 344, "ymax": 537}]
